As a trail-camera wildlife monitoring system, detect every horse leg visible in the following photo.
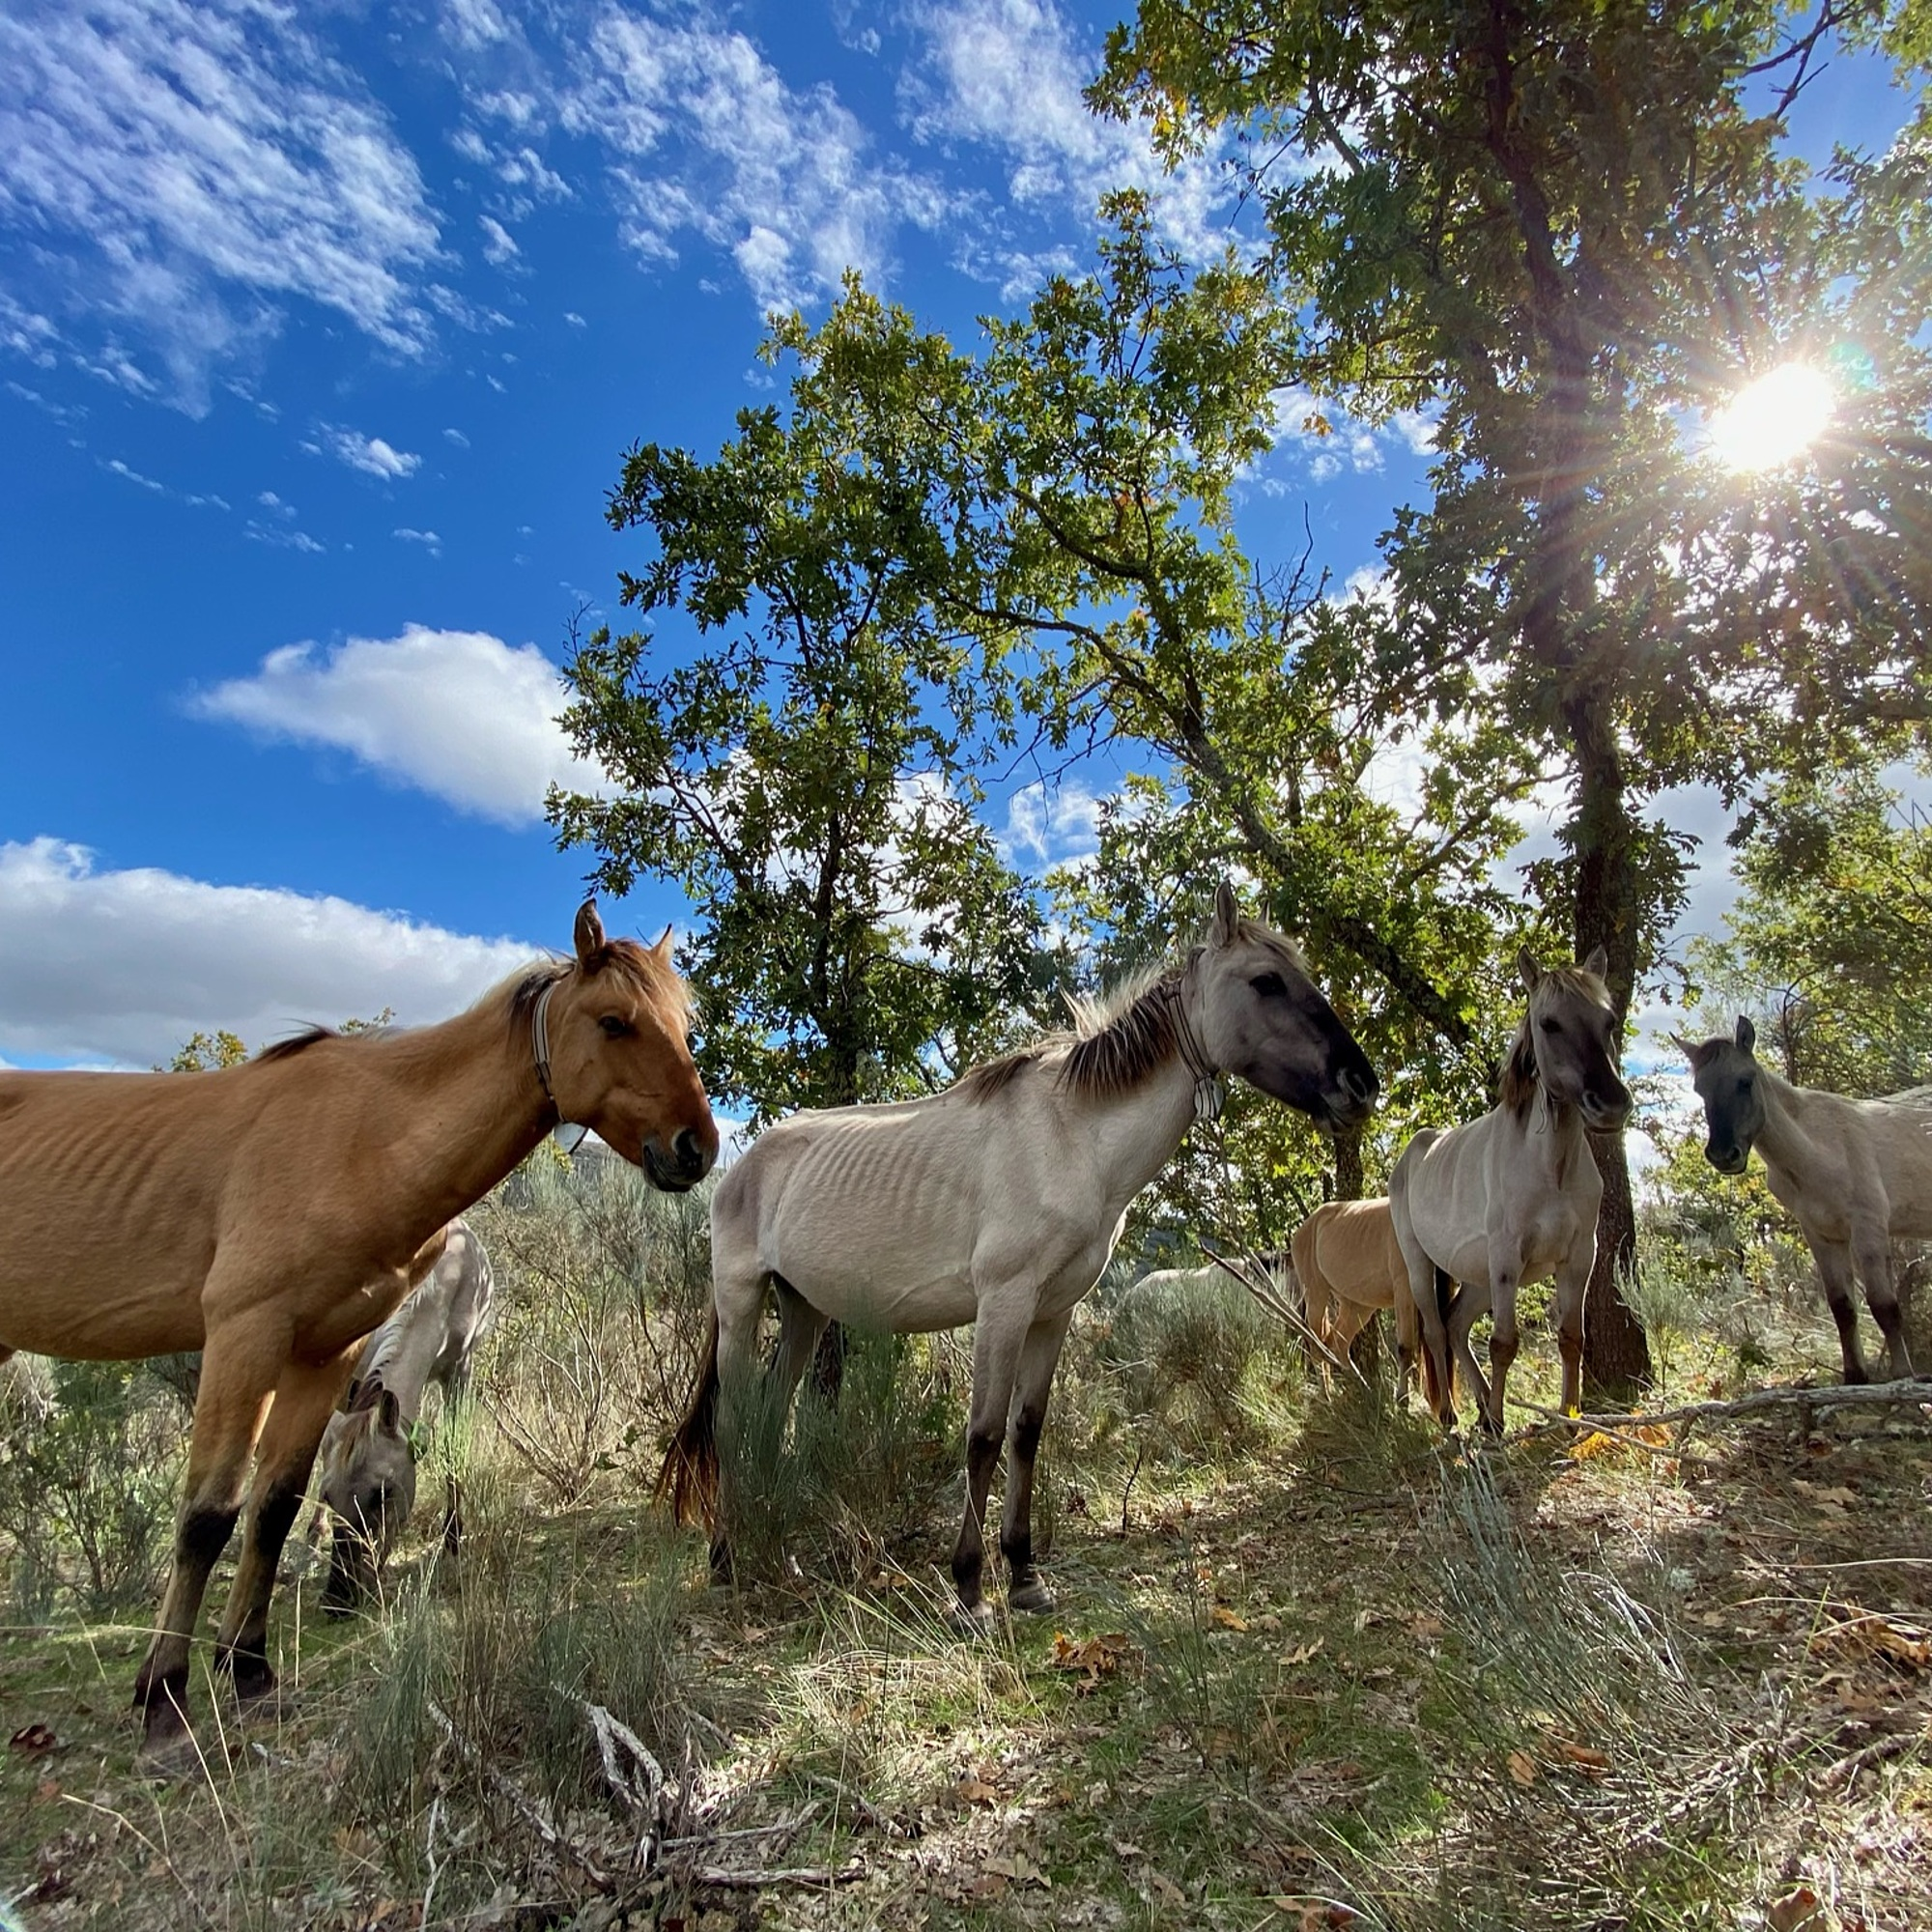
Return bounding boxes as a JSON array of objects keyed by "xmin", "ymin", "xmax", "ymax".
[
  {"xmin": 1853, "ymin": 1233, "xmax": 1915, "ymax": 1381},
  {"xmin": 1000, "ymin": 1311, "xmax": 1073, "ymax": 1615},
  {"xmin": 1811, "ymin": 1236, "xmax": 1872, "ymax": 1383},
  {"xmin": 706, "ymin": 1250, "xmax": 772, "ymax": 1583},
  {"xmin": 1397, "ymin": 1227, "xmax": 1454, "ymax": 1428},
  {"xmin": 1447, "ymin": 1279, "xmax": 1494, "ymax": 1435},
  {"xmin": 1553, "ymin": 1251, "xmax": 1592, "ymax": 1417},
  {"xmin": 951, "ymin": 1309, "xmax": 1030, "ymax": 1631},
  {"xmin": 214, "ymin": 1347, "xmax": 360, "ymax": 1700},
  {"xmin": 132, "ymin": 1318, "xmax": 282, "ymax": 1754},
  {"xmin": 1483, "ymin": 1268, "xmax": 1521, "ymax": 1437}
]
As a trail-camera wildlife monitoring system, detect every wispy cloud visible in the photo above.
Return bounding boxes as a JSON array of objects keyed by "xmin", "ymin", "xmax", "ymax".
[
  {"xmin": 478, "ymin": 213, "xmax": 521, "ymax": 265},
  {"xmin": 0, "ymin": 837, "xmax": 532, "ymax": 1066},
  {"xmin": 312, "ymin": 424, "xmax": 422, "ymax": 479},
  {"xmin": 393, "ymin": 526, "xmax": 442, "ymax": 554},
  {"xmin": 0, "ymin": 0, "xmax": 444, "ymax": 410},
  {"xmin": 555, "ymin": 4, "xmax": 949, "ymax": 310},
  {"xmin": 192, "ymin": 623, "xmax": 611, "ymax": 827},
  {"xmin": 101, "ymin": 455, "xmax": 228, "ymax": 509},
  {"xmin": 901, "ymin": 0, "xmax": 1241, "ymax": 285}
]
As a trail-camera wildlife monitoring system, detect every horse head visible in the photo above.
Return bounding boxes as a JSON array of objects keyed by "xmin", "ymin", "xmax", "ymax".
[
  {"xmin": 1515, "ymin": 947, "xmax": 1633, "ymax": 1134},
  {"xmin": 1188, "ymin": 881, "xmax": 1378, "ymax": 1129},
  {"xmin": 529, "ymin": 901, "xmax": 720, "ymax": 1191},
  {"xmin": 320, "ymin": 1383, "xmax": 416, "ymax": 1612},
  {"xmin": 1675, "ymin": 1015, "xmax": 1762, "ymax": 1176}
]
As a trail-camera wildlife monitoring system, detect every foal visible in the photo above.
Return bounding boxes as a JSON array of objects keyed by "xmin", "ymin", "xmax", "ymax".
[
  {"xmin": 317, "ymin": 1217, "xmax": 497, "ymax": 1608},
  {"xmin": 1680, "ymin": 1017, "xmax": 1926, "ymax": 1383}
]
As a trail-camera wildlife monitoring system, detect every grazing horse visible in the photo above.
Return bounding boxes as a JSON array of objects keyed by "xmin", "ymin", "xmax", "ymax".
[
  {"xmin": 1679, "ymin": 1017, "xmax": 1926, "ymax": 1383},
  {"xmin": 317, "ymin": 1217, "xmax": 496, "ymax": 1609},
  {"xmin": 0, "ymin": 903, "xmax": 715, "ymax": 1757},
  {"xmin": 1390, "ymin": 950, "xmax": 1633, "ymax": 1433},
  {"xmin": 661, "ymin": 882, "xmax": 1378, "ymax": 1625},
  {"xmin": 1290, "ymin": 1198, "xmax": 1432, "ymax": 1399}
]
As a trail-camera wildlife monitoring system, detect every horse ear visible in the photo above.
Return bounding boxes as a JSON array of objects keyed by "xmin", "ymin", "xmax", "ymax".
[
  {"xmin": 574, "ymin": 899, "xmax": 606, "ymax": 964},
  {"xmin": 1735, "ymin": 1014, "xmax": 1756, "ymax": 1054},
  {"xmin": 1673, "ymin": 1032, "xmax": 1710, "ymax": 1070},
  {"xmin": 651, "ymin": 923, "xmax": 674, "ymax": 960},
  {"xmin": 1517, "ymin": 947, "xmax": 1543, "ymax": 995},
  {"xmin": 1582, "ymin": 945, "xmax": 1608, "ymax": 980},
  {"xmin": 1209, "ymin": 880, "xmax": 1239, "ymax": 948},
  {"xmin": 377, "ymin": 1387, "xmax": 404, "ymax": 1436}
]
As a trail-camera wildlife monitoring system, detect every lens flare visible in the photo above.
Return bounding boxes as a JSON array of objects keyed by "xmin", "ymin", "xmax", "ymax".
[{"xmin": 1706, "ymin": 363, "xmax": 1834, "ymax": 471}]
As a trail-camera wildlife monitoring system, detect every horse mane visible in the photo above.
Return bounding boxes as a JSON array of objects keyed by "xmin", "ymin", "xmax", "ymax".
[
  {"xmin": 249, "ymin": 938, "xmax": 683, "ymax": 1069},
  {"xmin": 1498, "ymin": 965, "xmax": 1607, "ymax": 1119},
  {"xmin": 955, "ymin": 963, "xmax": 1184, "ymax": 1106}
]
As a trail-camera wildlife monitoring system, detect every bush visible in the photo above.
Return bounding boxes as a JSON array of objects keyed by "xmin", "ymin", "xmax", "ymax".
[{"xmin": 0, "ymin": 1356, "xmax": 185, "ymax": 1616}]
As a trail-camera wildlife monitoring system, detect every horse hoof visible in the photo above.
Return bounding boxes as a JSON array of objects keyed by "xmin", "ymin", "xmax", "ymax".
[
  {"xmin": 949, "ymin": 1600, "xmax": 997, "ymax": 1638},
  {"xmin": 1008, "ymin": 1579, "xmax": 1057, "ymax": 1615}
]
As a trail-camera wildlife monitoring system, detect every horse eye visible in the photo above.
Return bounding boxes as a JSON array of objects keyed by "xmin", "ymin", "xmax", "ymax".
[
  {"xmin": 1249, "ymin": 972, "xmax": 1288, "ymax": 999},
  {"xmin": 1539, "ymin": 1017, "xmax": 1561, "ymax": 1034},
  {"xmin": 599, "ymin": 1014, "xmax": 631, "ymax": 1038},
  {"xmin": 1737, "ymin": 1077, "xmax": 1751, "ymax": 1095}
]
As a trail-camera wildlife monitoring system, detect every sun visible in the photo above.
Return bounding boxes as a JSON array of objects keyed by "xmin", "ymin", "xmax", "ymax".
[{"xmin": 1706, "ymin": 362, "xmax": 1835, "ymax": 472}]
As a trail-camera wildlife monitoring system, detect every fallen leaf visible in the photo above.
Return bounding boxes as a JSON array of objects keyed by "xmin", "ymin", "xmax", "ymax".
[
  {"xmin": 1407, "ymin": 1613, "xmax": 1445, "ymax": 1640},
  {"xmin": 1211, "ymin": 1605, "xmax": 1249, "ymax": 1632},
  {"xmin": 1555, "ymin": 1740, "xmax": 1611, "ymax": 1773},
  {"xmin": 1284, "ymin": 1638, "xmax": 1325, "ymax": 1665},
  {"xmin": 1507, "ymin": 1749, "xmax": 1538, "ymax": 1787},
  {"xmin": 1149, "ymin": 1871, "xmax": 1185, "ymax": 1905},
  {"xmin": 9, "ymin": 1724, "xmax": 56, "ymax": 1754},
  {"xmin": 1351, "ymin": 1608, "xmax": 1380, "ymax": 1632},
  {"xmin": 1767, "ymin": 1884, "xmax": 1830, "ymax": 1932},
  {"xmin": 1050, "ymin": 1631, "xmax": 1142, "ymax": 1684},
  {"xmin": 955, "ymin": 1776, "xmax": 1000, "ymax": 1806}
]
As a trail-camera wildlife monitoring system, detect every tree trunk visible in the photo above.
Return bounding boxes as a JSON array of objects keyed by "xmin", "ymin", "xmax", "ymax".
[
  {"xmin": 1331, "ymin": 1121, "xmax": 1365, "ymax": 1203},
  {"xmin": 1568, "ymin": 685, "xmax": 1654, "ymax": 1401}
]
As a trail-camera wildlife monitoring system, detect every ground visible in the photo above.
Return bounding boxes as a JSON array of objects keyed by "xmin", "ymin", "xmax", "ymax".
[{"xmin": 4, "ymin": 1343, "xmax": 1930, "ymax": 1932}]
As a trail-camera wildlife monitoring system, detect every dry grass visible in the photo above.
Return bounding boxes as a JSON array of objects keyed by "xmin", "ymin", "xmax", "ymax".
[{"xmin": 4, "ymin": 1171, "xmax": 1931, "ymax": 1930}]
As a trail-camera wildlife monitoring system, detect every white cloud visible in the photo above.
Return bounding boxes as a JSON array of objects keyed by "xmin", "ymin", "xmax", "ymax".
[
  {"xmin": 315, "ymin": 424, "xmax": 422, "ymax": 479},
  {"xmin": 393, "ymin": 526, "xmax": 442, "ymax": 553},
  {"xmin": 0, "ymin": 838, "xmax": 534, "ymax": 1067},
  {"xmin": 191, "ymin": 623, "xmax": 610, "ymax": 827},
  {"xmin": 560, "ymin": 4, "xmax": 949, "ymax": 310},
  {"xmin": 0, "ymin": 0, "xmax": 442, "ymax": 409},
  {"xmin": 478, "ymin": 213, "xmax": 521, "ymax": 265},
  {"xmin": 1000, "ymin": 778, "xmax": 1101, "ymax": 867},
  {"xmin": 442, "ymin": 426, "xmax": 470, "ymax": 447},
  {"xmin": 902, "ymin": 0, "xmax": 1238, "ymax": 275}
]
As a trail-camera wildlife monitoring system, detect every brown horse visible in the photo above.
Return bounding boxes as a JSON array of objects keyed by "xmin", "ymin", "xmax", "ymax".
[
  {"xmin": 0, "ymin": 903, "xmax": 715, "ymax": 1757},
  {"xmin": 1290, "ymin": 1197, "xmax": 1436, "ymax": 1404}
]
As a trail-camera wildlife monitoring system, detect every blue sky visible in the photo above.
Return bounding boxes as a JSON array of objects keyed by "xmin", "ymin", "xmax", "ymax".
[{"xmin": 0, "ymin": 0, "xmax": 1915, "ymax": 1070}]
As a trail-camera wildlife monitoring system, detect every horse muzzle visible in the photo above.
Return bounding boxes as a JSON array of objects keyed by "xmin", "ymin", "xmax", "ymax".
[
  {"xmin": 642, "ymin": 1126, "xmax": 715, "ymax": 1193},
  {"xmin": 1705, "ymin": 1142, "xmax": 1748, "ymax": 1176},
  {"xmin": 1581, "ymin": 1092, "xmax": 1634, "ymax": 1134},
  {"xmin": 1323, "ymin": 1065, "xmax": 1379, "ymax": 1129}
]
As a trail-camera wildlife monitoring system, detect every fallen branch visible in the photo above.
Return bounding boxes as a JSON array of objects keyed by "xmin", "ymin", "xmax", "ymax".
[
  {"xmin": 1809, "ymin": 1730, "xmax": 1922, "ymax": 1796},
  {"xmin": 1512, "ymin": 1378, "xmax": 1932, "ymax": 1436},
  {"xmin": 429, "ymin": 1701, "xmax": 611, "ymax": 1890},
  {"xmin": 686, "ymin": 1857, "xmax": 867, "ymax": 1890},
  {"xmin": 1509, "ymin": 1401, "xmax": 1727, "ymax": 1469},
  {"xmin": 1200, "ymin": 1243, "xmax": 1359, "ymax": 1381}
]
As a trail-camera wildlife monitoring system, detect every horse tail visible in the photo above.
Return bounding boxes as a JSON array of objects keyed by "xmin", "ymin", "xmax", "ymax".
[{"xmin": 657, "ymin": 1305, "xmax": 722, "ymax": 1528}]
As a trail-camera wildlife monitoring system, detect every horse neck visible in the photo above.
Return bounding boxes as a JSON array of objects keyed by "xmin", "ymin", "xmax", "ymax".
[
  {"xmin": 1065, "ymin": 1053, "xmax": 1201, "ymax": 1212},
  {"xmin": 1513, "ymin": 1080, "xmax": 1591, "ymax": 1183},
  {"xmin": 363, "ymin": 995, "xmax": 554, "ymax": 1235},
  {"xmin": 1747, "ymin": 1066, "xmax": 1812, "ymax": 1176},
  {"xmin": 363, "ymin": 1295, "xmax": 451, "ymax": 1421}
]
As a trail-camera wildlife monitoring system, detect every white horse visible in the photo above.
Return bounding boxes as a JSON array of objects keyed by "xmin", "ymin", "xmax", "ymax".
[
  {"xmin": 1390, "ymin": 950, "xmax": 1633, "ymax": 1433},
  {"xmin": 316, "ymin": 1219, "xmax": 497, "ymax": 1607},
  {"xmin": 660, "ymin": 882, "xmax": 1379, "ymax": 1623},
  {"xmin": 1679, "ymin": 1017, "xmax": 1927, "ymax": 1383}
]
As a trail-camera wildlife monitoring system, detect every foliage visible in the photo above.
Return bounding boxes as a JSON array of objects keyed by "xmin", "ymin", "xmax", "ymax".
[
  {"xmin": 1690, "ymin": 756, "xmax": 1932, "ymax": 1093},
  {"xmin": 0, "ymin": 1357, "xmax": 183, "ymax": 1616},
  {"xmin": 161, "ymin": 1028, "xmax": 247, "ymax": 1072},
  {"xmin": 551, "ymin": 363, "xmax": 1060, "ymax": 1121}
]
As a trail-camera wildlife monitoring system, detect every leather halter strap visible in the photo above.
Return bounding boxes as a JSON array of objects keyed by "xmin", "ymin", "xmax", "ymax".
[
  {"xmin": 531, "ymin": 977, "xmax": 560, "ymax": 1108},
  {"xmin": 1164, "ymin": 977, "xmax": 1224, "ymax": 1123}
]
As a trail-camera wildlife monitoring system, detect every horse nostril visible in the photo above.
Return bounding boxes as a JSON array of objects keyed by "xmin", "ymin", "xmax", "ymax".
[{"xmin": 672, "ymin": 1126, "xmax": 710, "ymax": 1177}]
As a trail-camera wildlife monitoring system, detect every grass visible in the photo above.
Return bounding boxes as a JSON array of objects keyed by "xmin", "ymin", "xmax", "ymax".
[{"xmin": 5, "ymin": 1171, "xmax": 1932, "ymax": 1929}]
